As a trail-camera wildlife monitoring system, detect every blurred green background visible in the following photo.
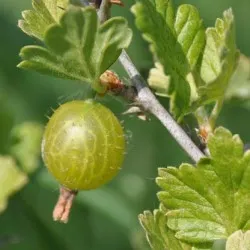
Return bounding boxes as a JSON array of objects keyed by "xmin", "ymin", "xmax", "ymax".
[{"xmin": 0, "ymin": 0, "xmax": 250, "ymax": 249}]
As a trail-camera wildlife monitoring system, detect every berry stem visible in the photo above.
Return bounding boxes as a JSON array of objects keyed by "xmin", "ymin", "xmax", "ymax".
[{"xmin": 53, "ymin": 186, "xmax": 78, "ymax": 223}]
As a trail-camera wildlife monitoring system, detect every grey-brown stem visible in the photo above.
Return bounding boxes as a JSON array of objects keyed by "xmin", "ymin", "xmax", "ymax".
[
  {"xmin": 98, "ymin": 0, "xmax": 205, "ymax": 163},
  {"xmin": 98, "ymin": 0, "xmax": 204, "ymax": 162},
  {"xmin": 118, "ymin": 51, "xmax": 204, "ymax": 162}
]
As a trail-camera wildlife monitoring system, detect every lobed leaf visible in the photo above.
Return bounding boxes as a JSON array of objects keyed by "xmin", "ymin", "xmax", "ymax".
[
  {"xmin": 148, "ymin": 62, "xmax": 170, "ymax": 97},
  {"xmin": 139, "ymin": 205, "xmax": 193, "ymax": 250},
  {"xmin": 18, "ymin": 7, "xmax": 132, "ymax": 93},
  {"xmin": 18, "ymin": 0, "xmax": 69, "ymax": 40},
  {"xmin": 156, "ymin": 127, "xmax": 250, "ymax": 246},
  {"xmin": 155, "ymin": 0, "xmax": 175, "ymax": 33},
  {"xmin": 174, "ymin": 5, "xmax": 205, "ymax": 71},
  {"xmin": 197, "ymin": 8, "xmax": 239, "ymax": 105},
  {"xmin": 132, "ymin": 0, "xmax": 205, "ymax": 118},
  {"xmin": 0, "ymin": 156, "xmax": 28, "ymax": 214}
]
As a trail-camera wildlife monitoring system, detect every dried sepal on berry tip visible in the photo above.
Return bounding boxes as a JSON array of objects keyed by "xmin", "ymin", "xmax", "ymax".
[{"xmin": 53, "ymin": 186, "xmax": 78, "ymax": 223}]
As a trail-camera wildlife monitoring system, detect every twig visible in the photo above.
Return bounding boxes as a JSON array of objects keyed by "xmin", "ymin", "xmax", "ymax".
[
  {"xmin": 97, "ymin": 0, "xmax": 111, "ymax": 22},
  {"xmin": 98, "ymin": 0, "xmax": 205, "ymax": 163},
  {"xmin": 119, "ymin": 51, "xmax": 204, "ymax": 163}
]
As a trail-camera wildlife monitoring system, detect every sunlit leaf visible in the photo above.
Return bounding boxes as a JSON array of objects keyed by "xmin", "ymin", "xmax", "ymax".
[
  {"xmin": 148, "ymin": 64, "xmax": 198, "ymax": 103},
  {"xmin": 197, "ymin": 8, "xmax": 239, "ymax": 105},
  {"xmin": 18, "ymin": 7, "xmax": 132, "ymax": 93},
  {"xmin": 132, "ymin": 1, "xmax": 205, "ymax": 118},
  {"xmin": 175, "ymin": 5, "xmax": 205, "ymax": 70},
  {"xmin": 148, "ymin": 62, "xmax": 170, "ymax": 97},
  {"xmin": 157, "ymin": 127, "xmax": 250, "ymax": 247},
  {"xmin": 18, "ymin": 0, "xmax": 69, "ymax": 40},
  {"xmin": 139, "ymin": 205, "xmax": 193, "ymax": 250}
]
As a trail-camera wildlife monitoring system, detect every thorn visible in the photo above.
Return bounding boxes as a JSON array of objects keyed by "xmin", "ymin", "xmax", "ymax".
[
  {"xmin": 204, "ymin": 147, "xmax": 210, "ymax": 156},
  {"xmin": 123, "ymin": 106, "xmax": 149, "ymax": 121},
  {"xmin": 138, "ymin": 113, "xmax": 148, "ymax": 121},
  {"xmin": 57, "ymin": 6, "xmax": 66, "ymax": 10},
  {"xmin": 123, "ymin": 106, "xmax": 142, "ymax": 115}
]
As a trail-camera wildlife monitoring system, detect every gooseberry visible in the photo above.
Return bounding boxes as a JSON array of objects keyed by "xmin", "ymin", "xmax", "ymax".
[{"xmin": 42, "ymin": 100, "xmax": 125, "ymax": 191}]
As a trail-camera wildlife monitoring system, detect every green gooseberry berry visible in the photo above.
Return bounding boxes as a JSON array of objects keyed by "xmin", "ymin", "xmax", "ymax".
[{"xmin": 42, "ymin": 99, "xmax": 125, "ymax": 191}]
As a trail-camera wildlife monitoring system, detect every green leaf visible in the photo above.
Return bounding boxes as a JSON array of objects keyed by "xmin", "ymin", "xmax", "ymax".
[
  {"xmin": 132, "ymin": 1, "xmax": 205, "ymax": 118},
  {"xmin": 157, "ymin": 127, "xmax": 250, "ymax": 246},
  {"xmin": 148, "ymin": 64, "xmax": 198, "ymax": 102},
  {"xmin": 154, "ymin": 0, "xmax": 174, "ymax": 32},
  {"xmin": 70, "ymin": 0, "xmax": 87, "ymax": 6},
  {"xmin": 0, "ymin": 156, "xmax": 28, "ymax": 214},
  {"xmin": 148, "ymin": 62, "xmax": 170, "ymax": 97},
  {"xmin": 9, "ymin": 122, "xmax": 44, "ymax": 174},
  {"xmin": 174, "ymin": 5, "xmax": 205, "ymax": 71},
  {"xmin": 225, "ymin": 54, "xmax": 250, "ymax": 101},
  {"xmin": 18, "ymin": 7, "xmax": 132, "ymax": 93},
  {"xmin": 226, "ymin": 230, "xmax": 250, "ymax": 249},
  {"xmin": 139, "ymin": 205, "xmax": 193, "ymax": 250},
  {"xmin": 197, "ymin": 8, "xmax": 239, "ymax": 105},
  {"xmin": 18, "ymin": 0, "xmax": 69, "ymax": 40}
]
